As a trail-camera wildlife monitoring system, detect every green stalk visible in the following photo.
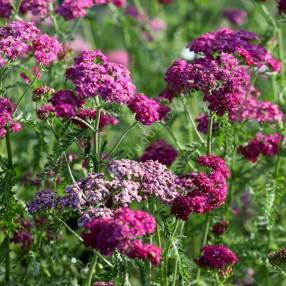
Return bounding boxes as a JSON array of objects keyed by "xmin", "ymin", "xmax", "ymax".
[
  {"xmin": 163, "ymin": 219, "xmax": 181, "ymax": 286},
  {"xmin": 93, "ymin": 99, "xmax": 102, "ymax": 172},
  {"xmin": 196, "ymin": 113, "xmax": 214, "ymax": 284},
  {"xmin": 85, "ymin": 254, "xmax": 98, "ymax": 286},
  {"xmin": 108, "ymin": 122, "xmax": 137, "ymax": 156},
  {"xmin": 4, "ymin": 130, "xmax": 13, "ymax": 285},
  {"xmin": 180, "ymin": 96, "xmax": 205, "ymax": 144}
]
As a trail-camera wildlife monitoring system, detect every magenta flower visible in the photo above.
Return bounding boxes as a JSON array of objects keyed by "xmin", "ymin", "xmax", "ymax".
[
  {"xmin": 57, "ymin": 0, "xmax": 94, "ymax": 20},
  {"xmin": 128, "ymin": 93, "xmax": 170, "ymax": 125},
  {"xmin": 223, "ymin": 9, "xmax": 247, "ymax": 25},
  {"xmin": 195, "ymin": 245, "xmax": 238, "ymax": 271},
  {"xmin": 0, "ymin": 0, "xmax": 12, "ymax": 18},
  {"xmin": 20, "ymin": 0, "xmax": 52, "ymax": 17},
  {"xmin": 66, "ymin": 50, "xmax": 136, "ymax": 104},
  {"xmin": 140, "ymin": 139, "xmax": 178, "ymax": 166}
]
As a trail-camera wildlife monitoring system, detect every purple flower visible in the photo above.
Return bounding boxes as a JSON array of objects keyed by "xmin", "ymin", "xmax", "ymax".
[
  {"xmin": 278, "ymin": 0, "xmax": 286, "ymax": 14},
  {"xmin": 32, "ymin": 34, "xmax": 62, "ymax": 66},
  {"xmin": 0, "ymin": 0, "xmax": 12, "ymax": 18},
  {"xmin": 140, "ymin": 139, "xmax": 178, "ymax": 166},
  {"xmin": 128, "ymin": 93, "xmax": 170, "ymax": 125},
  {"xmin": 93, "ymin": 283, "xmax": 115, "ymax": 286},
  {"xmin": 57, "ymin": 0, "xmax": 94, "ymax": 20},
  {"xmin": 27, "ymin": 189, "xmax": 56, "ymax": 214},
  {"xmin": 20, "ymin": 0, "xmax": 52, "ymax": 17},
  {"xmin": 0, "ymin": 98, "xmax": 22, "ymax": 138},
  {"xmin": 196, "ymin": 113, "xmax": 219, "ymax": 134},
  {"xmin": 223, "ymin": 9, "xmax": 247, "ymax": 25},
  {"xmin": 238, "ymin": 133, "xmax": 282, "ymax": 162},
  {"xmin": 66, "ymin": 50, "xmax": 136, "ymax": 104},
  {"xmin": 195, "ymin": 245, "xmax": 238, "ymax": 271}
]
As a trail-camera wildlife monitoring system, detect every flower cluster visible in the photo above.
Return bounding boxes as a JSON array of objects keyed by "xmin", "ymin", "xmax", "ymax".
[
  {"xmin": 11, "ymin": 220, "xmax": 33, "ymax": 250},
  {"xmin": 165, "ymin": 53, "xmax": 250, "ymax": 115},
  {"xmin": 57, "ymin": 0, "xmax": 125, "ymax": 20},
  {"xmin": 278, "ymin": 0, "xmax": 286, "ymax": 14},
  {"xmin": 0, "ymin": 0, "xmax": 12, "ymax": 18},
  {"xmin": 171, "ymin": 155, "xmax": 230, "ymax": 220},
  {"xmin": 0, "ymin": 20, "xmax": 61, "ymax": 65},
  {"xmin": 128, "ymin": 93, "xmax": 170, "ymax": 125},
  {"xmin": 229, "ymin": 87, "xmax": 284, "ymax": 123},
  {"xmin": 268, "ymin": 247, "xmax": 286, "ymax": 266},
  {"xmin": 139, "ymin": 139, "xmax": 177, "ymax": 166},
  {"xmin": 238, "ymin": 133, "xmax": 282, "ymax": 162},
  {"xmin": 82, "ymin": 208, "xmax": 161, "ymax": 265},
  {"xmin": 223, "ymin": 9, "xmax": 247, "ymax": 25},
  {"xmin": 188, "ymin": 28, "xmax": 280, "ymax": 71},
  {"xmin": 20, "ymin": 0, "xmax": 53, "ymax": 17},
  {"xmin": 37, "ymin": 89, "xmax": 119, "ymax": 129},
  {"xmin": 195, "ymin": 245, "xmax": 238, "ymax": 272},
  {"xmin": 27, "ymin": 189, "xmax": 56, "ymax": 213},
  {"xmin": 66, "ymin": 50, "xmax": 136, "ymax": 104},
  {"xmin": 0, "ymin": 98, "xmax": 22, "ymax": 138},
  {"xmin": 212, "ymin": 220, "xmax": 229, "ymax": 235},
  {"xmin": 109, "ymin": 159, "xmax": 179, "ymax": 204}
]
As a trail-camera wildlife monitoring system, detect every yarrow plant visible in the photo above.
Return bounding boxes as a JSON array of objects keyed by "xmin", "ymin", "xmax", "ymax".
[{"xmin": 1, "ymin": 1, "xmax": 286, "ymax": 286}]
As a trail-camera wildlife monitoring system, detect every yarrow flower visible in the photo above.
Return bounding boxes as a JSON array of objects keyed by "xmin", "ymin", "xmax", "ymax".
[
  {"xmin": 238, "ymin": 133, "xmax": 282, "ymax": 163},
  {"xmin": 139, "ymin": 139, "xmax": 178, "ymax": 166},
  {"xmin": 187, "ymin": 28, "xmax": 280, "ymax": 71},
  {"xmin": 109, "ymin": 159, "xmax": 179, "ymax": 204},
  {"xmin": 66, "ymin": 50, "xmax": 136, "ymax": 104},
  {"xmin": 128, "ymin": 93, "xmax": 170, "ymax": 125},
  {"xmin": 196, "ymin": 113, "xmax": 219, "ymax": 134},
  {"xmin": 223, "ymin": 9, "xmax": 247, "ymax": 25},
  {"xmin": 81, "ymin": 208, "xmax": 161, "ymax": 265},
  {"xmin": 171, "ymin": 155, "xmax": 230, "ymax": 220},
  {"xmin": 20, "ymin": 0, "xmax": 53, "ymax": 17},
  {"xmin": 0, "ymin": 98, "xmax": 22, "ymax": 138},
  {"xmin": 165, "ymin": 53, "xmax": 250, "ymax": 115},
  {"xmin": 278, "ymin": 0, "xmax": 286, "ymax": 14},
  {"xmin": 195, "ymin": 245, "xmax": 238, "ymax": 273},
  {"xmin": 0, "ymin": 20, "xmax": 61, "ymax": 65},
  {"xmin": 212, "ymin": 220, "xmax": 229, "ymax": 235},
  {"xmin": 27, "ymin": 189, "xmax": 56, "ymax": 213},
  {"xmin": 57, "ymin": 0, "xmax": 94, "ymax": 20},
  {"xmin": 0, "ymin": 0, "xmax": 12, "ymax": 18},
  {"xmin": 229, "ymin": 87, "xmax": 284, "ymax": 123}
]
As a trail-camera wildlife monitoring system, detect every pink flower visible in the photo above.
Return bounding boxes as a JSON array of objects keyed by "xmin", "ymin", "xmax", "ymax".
[{"xmin": 107, "ymin": 50, "xmax": 129, "ymax": 67}]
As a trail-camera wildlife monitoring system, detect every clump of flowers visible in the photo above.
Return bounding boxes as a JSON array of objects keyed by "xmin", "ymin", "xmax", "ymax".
[
  {"xmin": 66, "ymin": 50, "xmax": 136, "ymax": 104},
  {"xmin": 128, "ymin": 93, "xmax": 170, "ymax": 125},
  {"xmin": 278, "ymin": 0, "xmax": 286, "ymax": 14},
  {"xmin": 188, "ymin": 28, "xmax": 280, "ymax": 71},
  {"xmin": 93, "ymin": 282, "xmax": 115, "ymax": 286},
  {"xmin": 223, "ymin": 9, "xmax": 247, "ymax": 25},
  {"xmin": 82, "ymin": 208, "xmax": 161, "ymax": 265},
  {"xmin": 27, "ymin": 189, "xmax": 56, "ymax": 213},
  {"xmin": 171, "ymin": 155, "xmax": 230, "ymax": 220},
  {"xmin": 229, "ymin": 87, "xmax": 284, "ymax": 123},
  {"xmin": 0, "ymin": 98, "xmax": 22, "ymax": 138},
  {"xmin": 238, "ymin": 133, "xmax": 282, "ymax": 162},
  {"xmin": 20, "ymin": 0, "xmax": 53, "ymax": 18},
  {"xmin": 11, "ymin": 220, "xmax": 33, "ymax": 250},
  {"xmin": 165, "ymin": 53, "xmax": 250, "ymax": 115},
  {"xmin": 139, "ymin": 139, "xmax": 178, "ymax": 166},
  {"xmin": 109, "ymin": 159, "xmax": 179, "ymax": 204},
  {"xmin": 0, "ymin": 20, "xmax": 61, "ymax": 65},
  {"xmin": 212, "ymin": 220, "xmax": 229, "ymax": 235},
  {"xmin": 0, "ymin": 0, "xmax": 12, "ymax": 18},
  {"xmin": 195, "ymin": 245, "xmax": 238, "ymax": 274},
  {"xmin": 268, "ymin": 248, "xmax": 286, "ymax": 266}
]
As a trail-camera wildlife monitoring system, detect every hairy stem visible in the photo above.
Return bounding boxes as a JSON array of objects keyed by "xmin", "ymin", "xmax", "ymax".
[
  {"xmin": 85, "ymin": 254, "xmax": 98, "ymax": 286},
  {"xmin": 108, "ymin": 122, "xmax": 138, "ymax": 156},
  {"xmin": 180, "ymin": 96, "xmax": 205, "ymax": 144}
]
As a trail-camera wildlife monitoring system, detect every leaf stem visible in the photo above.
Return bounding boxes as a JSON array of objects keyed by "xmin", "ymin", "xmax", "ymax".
[{"xmin": 85, "ymin": 253, "xmax": 98, "ymax": 286}]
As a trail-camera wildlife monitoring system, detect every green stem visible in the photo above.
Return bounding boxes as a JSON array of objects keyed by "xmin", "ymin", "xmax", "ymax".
[
  {"xmin": 274, "ymin": 135, "xmax": 284, "ymax": 179},
  {"xmin": 85, "ymin": 254, "xmax": 98, "ymax": 286},
  {"xmin": 93, "ymin": 102, "xmax": 102, "ymax": 172},
  {"xmin": 108, "ymin": 122, "xmax": 137, "ymax": 156},
  {"xmin": 196, "ymin": 113, "xmax": 214, "ymax": 284},
  {"xmin": 278, "ymin": 25, "xmax": 285, "ymax": 83},
  {"xmin": 52, "ymin": 214, "xmax": 83, "ymax": 242},
  {"xmin": 180, "ymin": 96, "xmax": 205, "ymax": 144},
  {"xmin": 163, "ymin": 124, "xmax": 183, "ymax": 150},
  {"xmin": 163, "ymin": 219, "xmax": 181, "ymax": 286},
  {"xmin": 4, "ymin": 130, "xmax": 13, "ymax": 285}
]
